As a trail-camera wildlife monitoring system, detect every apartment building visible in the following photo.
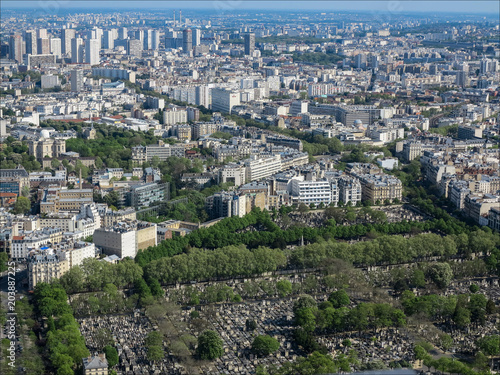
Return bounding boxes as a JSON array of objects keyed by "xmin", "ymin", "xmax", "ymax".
[
  {"xmin": 39, "ymin": 187, "xmax": 93, "ymax": 214},
  {"xmin": 353, "ymin": 173, "xmax": 403, "ymax": 204},
  {"xmin": 488, "ymin": 207, "xmax": 500, "ymax": 232},
  {"xmin": 337, "ymin": 176, "xmax": 362, "ymax": 206},
  {"xmin": 402, "ymin": 142, "xmax": 423, "ymax": 162},
  {"xmin": 290, "ymin": 178, "xmax": 332, "ymax": 206},
  {"xmin": 28, "ymin": 137, "xmax": 66, "ymax": 161},
  {"xmin": 163, "ymin": 107, "xmax": 188, "ymax": 125},
  {"xmin": 0, "ymin": 167, "xmax": 30, "ymax": 195},
  {"xmin": 464, "ymin": 194, "xmax": 500, "ymax": 226},
  {"xmin": 28, "ymin": 249, "xmax": 69, "ymax": 289},
  {"xmin": 132, "ymin": 143, "xmax": 185, "ymax": 163},
  {"xmin": 93, "ymin": 221, "xmax": 157, "ymax": 259},
  {"xmin": 244, "ymin": 155, "xmax": 282, "ymax": 182},
  {"xmin": 219, "ymin": 164, "xmax": 246, "ymax": 186},
  {"xmin": 128, "ymin": 182, "xmax": 169, "ymax": 209}
]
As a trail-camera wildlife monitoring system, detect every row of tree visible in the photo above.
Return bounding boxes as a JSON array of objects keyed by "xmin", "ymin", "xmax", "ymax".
[
  {"xmin": 59, "ymin": 258, "xmax": 143, "ymax": 293},
  {"xmin": 401, "ymin": 290, "xmax": 496, "ymax": 328},
  {"xmin": 144, "ymin": 245, "xmax": 286, "ymax": 285},
  {"xmin": 137, "ymin": 207, "xmax": 488, "ymax": 269},
  {"xmin": 34, "ymin": 283, "xmax": 90, "ymax": 375}
]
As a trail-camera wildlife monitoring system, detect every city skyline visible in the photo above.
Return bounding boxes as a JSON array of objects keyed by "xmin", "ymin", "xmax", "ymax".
[{"xmin": 1, "ymin": 0, "xmax": 499, "ymax": 15}]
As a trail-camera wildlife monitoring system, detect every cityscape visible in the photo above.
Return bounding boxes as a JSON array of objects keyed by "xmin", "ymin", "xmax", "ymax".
[{"xmin": 0, "ymin": 1, "xmax": 499, "ymax": 374}]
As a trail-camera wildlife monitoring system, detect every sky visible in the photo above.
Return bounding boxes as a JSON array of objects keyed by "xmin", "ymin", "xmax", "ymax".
[{"xmin": 1, "ymin": 0, "xmax": 499, "ymax": 15}]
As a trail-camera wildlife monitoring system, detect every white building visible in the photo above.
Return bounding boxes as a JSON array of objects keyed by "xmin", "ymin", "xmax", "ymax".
[
  {"xmin": 11, "ymin": 232, "xmax": 50, "ymax": 259},
  {"xmin": 289, "ymin": 100, "xmax": 309, "ymax": 116},
  {"xmin": 41, "ymin": 75, "xmax": 60, "ymax": 89},
  {"xmin": 93, "ymin": 225, "xmax": 137, "ymax": 259},
  {"xmin": 377, "ymin": 158, "xmax": 399, "ymax": 170},
  {"xmin": 244, "ymin": 155, "xmax": 282, "ymax": 182},
  {"xmin": 290, "ymin": 178, "xmax": 332, "ymax": 206},
  {"xmin": 50, "ymin": 38, "xmax": 62, "ymax": 58},
  {"xmin": 337, "ymin": 176, "xmax": 362, "ymax": 206},
  {"xmin": 219, "ymin": 164, "xmax": 247, "ymax": 186},
  {"xmin": 231, "ymin": 194, "xmax": 247, "ymax": 218},
  {"xmin": 163, "ymin": 108, "xmax": 187, "ymax": 125},
  {"xmin": 85, "ymin": 39, "xmax": 100, "ymax": 66},
  {"xmin": 71, "ymin": 37, "xmax": 84, "ymax": 63},
  {"xmin": 211, "ymin": 88, "xmax": 240, "ymax": 113},
  {"xmin": 69, "ymin": 242, "xmax": 96, "ymax": 267}
]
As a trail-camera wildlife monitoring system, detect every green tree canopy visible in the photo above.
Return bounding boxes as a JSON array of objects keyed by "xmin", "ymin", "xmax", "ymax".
[
  {"xmin": 251, "ymin": 335, "xmax": 280, "ymax": 356},
  {"xmin": 197, "ymin": 330, "xmax": 224, "ymax": 360}
]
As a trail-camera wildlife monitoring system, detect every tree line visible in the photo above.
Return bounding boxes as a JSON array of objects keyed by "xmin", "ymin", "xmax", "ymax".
[
  {"xmin": 401, "ymin": 290, "xmax": 496, "ymax": 328},
  {"xmin": 291, "ymin": 293, "xmax": 406, "ymax": 355},
  {"xmin": 34, "ymin": 283, "xmax": 89, "ymax": 375},
  {"xmin": 136, "ymin": 208, "xmax": 493, "ymax": 269}
]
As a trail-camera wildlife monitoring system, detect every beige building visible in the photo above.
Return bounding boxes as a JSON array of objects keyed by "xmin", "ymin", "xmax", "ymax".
[
  {"xmin": 136, "ymin": 222, "xmax": 157, "ymax": 250},
  {"xmin": 28, "ymin": 250, "xmax": 69, "ymax": 290},
  {"xmin": 29, "ymin": 137, "xmax": 66, "ymax": 161},
  {"xmin": 356, "ymin": 174, "xmax": 403, "ymax": 204},
  {"xmin": 464, "ymin": 194, "xmax": 500, "ymax": 226},
  {"xmin": 40, "ymin": 187, "xmax": 93, "ymax": 214},
  {"xmin": 97, "ymin": 206, "xmax": 137, "ymax": 228}
]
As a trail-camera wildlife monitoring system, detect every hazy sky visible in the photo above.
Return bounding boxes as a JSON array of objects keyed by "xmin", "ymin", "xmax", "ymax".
[{"xmin": 1, "ymin": 0, "xmax": 499, "ymax": 15}]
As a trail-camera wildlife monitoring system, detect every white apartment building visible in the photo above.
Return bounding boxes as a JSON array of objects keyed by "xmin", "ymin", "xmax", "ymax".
[
  {"xmin": 290, "ymin": 178, "xmax": 332, "ymax": 206},
  {"xmin": 93, "ymin": 225, "xmax": 137, "ymax": 259},
  {"xmin": 163, "ymin": 108, "xmax": 188, "ymax": 125},
  {"xmin": 211, "ymin": 88, "xmax": 240, "ymax": 113},
  {"xmin": 369, "ymin": 128, "xmax": 405, "ymax": 143},
  {"xmin": 231, "ymin": 194, "xmax": 247, "ymax": 218},
  {"xmin": 337, "ymin": 176, "xmax": 362, "ymax": 206},
  {"xmin": 244, "ymin": 155, "xmax": 282, "ymax": 182},
  {"xmin": 11, "ymin": 233, "xmax": 50, "ymax": 259},
  {"xmin": 289, "ymin": 100, "xmax": 309, "ymax": 116},
  {"xmin": 69, "ymin": 242, "xmax": 96, "ymax": 267},
  {"xmin": 85, "ymin": 38, "xmax": 100, "ymax": 66},
  {"xmin": 219, "ymin": 164, "xmax": 247, "ymax": 186}
]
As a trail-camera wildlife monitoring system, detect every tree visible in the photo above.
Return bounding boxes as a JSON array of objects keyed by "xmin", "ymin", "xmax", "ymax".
[
  {"xmin": 148, "ymin": 278, "xmax": 164, "ymax": 298},
  {"xmin": 328, "ymin": 290, "xmax": 350, "ymax": 308},
  {"xmin": 293, "ymin": 295, "xmax": 317, "ymax": 314},
  {"xmin": 476, "ymin": 335, "xmax": 500, "ymax": 357},
  {"xmin": 427, "ymin": 263, "xmax": 453, "ymax": 289},
  {"xmin": 411, "ymin": 269, "xmax": 426, "ymax": 288},
  {"xmin": 453, "ymin": 307, "xmax": 471, "ymax": 328},
  {"xmin": 147, "ymin": 345, "xmax": 164, "ymax": 361},
  {"xmin": 145, "ymin": 331, "xmax": 163, "ymax": 347},
  {"xmin": 474, "ymin": 351, "xmax": 489, "ymax": 370},
  {"xmin": 298, "ymin": 203, "xmax": 309, "ymax": 213},
  {"xmin": 251, "ymin": 335, "xmax": 280, "ymax": 356},
  {"xmin": 13, "ymin": 196, "xmax": 31, "ymax": 214},
  {"xmin": 103, "ymin": 345, "xmax": 119, "ymax": 367},
  {"xmin": 469, "ymin": 284, "xmax": 479, "ymax": 293},
  {"xmin": 276, "ymin": 280, "xmax": 292, "ymax": 297},
  {"xmin": 51, "ymin": 158, "xmax": 61, "ymax": 169},
  {"xmin": 197, "ymin": 330, "xmax": 224, "ymax": 360},
  {"xmin": 246, "ymin": 319, "xmax": 257, "ymax": 332},
  {"xmin": 94, "ymin": 328, "xmax": 114, "ymax": 350},
  {"xmin": 295, "ymin": 308, "xmax": 317, "ymax": 332},
  {"xmin": 440, "ymin": 334, "xmax": 453, "ymax": 351},
  {"xmin": 486, "ymin": 299, "xmax": 497, "ymax": 315},
  {"xmin": 0, "ymin": 252, "xmax": 8, "ymax": 272}
]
